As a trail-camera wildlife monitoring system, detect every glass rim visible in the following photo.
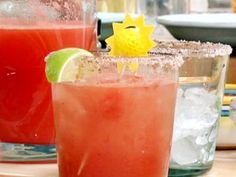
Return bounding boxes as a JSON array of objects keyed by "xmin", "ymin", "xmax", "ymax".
[
  {"xmin": 89, "ymin": 52, "xmax": 184, "ymax": 68},
  {"xmin": 149, "ymin": 40, "xmax": 233, "ymax": 58}
]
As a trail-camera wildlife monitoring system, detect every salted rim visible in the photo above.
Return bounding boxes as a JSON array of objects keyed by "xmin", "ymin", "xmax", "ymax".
[
  {"xmin": 90, "ymin": 52, "xmax": 184, "ymax": 68},
  {"xmin": 149, "ymin": 40, "xmax": 233, "ymax": 58}
]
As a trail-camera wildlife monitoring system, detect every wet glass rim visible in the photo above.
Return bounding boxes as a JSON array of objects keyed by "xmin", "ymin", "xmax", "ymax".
[{"xmin": 149, "ymin": 40, "xmax": 233, "ymax": 58}]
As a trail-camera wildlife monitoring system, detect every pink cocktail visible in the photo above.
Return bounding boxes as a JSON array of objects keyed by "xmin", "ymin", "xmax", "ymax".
[
  {"xmin": 0, "ymin": 24, "xmax": 95, "ymax": 144},
  {"xmin": 52, "ymin": 55, "xmax": 181, "ymax": 177}
]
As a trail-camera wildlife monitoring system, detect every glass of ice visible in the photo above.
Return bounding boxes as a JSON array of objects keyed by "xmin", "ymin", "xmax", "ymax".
[
  {"xmin": 150, "ymin": 41, "xmax": 232, "ymax": 177},
  {"xmin": 52, "ymin": 53, "xmax": 182, "ymax": 177}
]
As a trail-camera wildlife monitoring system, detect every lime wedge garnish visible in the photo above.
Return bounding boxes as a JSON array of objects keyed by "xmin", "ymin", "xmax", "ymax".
[{"xmin": 45, "ymin": 48, "xmax": 93, "ymax": 83}]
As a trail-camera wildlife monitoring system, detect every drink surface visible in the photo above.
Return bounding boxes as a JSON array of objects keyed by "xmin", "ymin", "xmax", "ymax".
[
  {"xmin": 0, "ymin": 24, "xmax": 96, "ymax": 144},
  {"xmin": 53, "ymin": 76, "xmax": 177, "ymax": 177}
]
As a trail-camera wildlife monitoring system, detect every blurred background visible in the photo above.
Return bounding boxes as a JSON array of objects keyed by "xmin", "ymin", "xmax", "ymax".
[
  {"xmin": 97, "ymin": 0, "xmax": 234, "ymax": 16},
  {"xmin": 97, "ymin": 0, "xmax": 235, "ymax": 46}
]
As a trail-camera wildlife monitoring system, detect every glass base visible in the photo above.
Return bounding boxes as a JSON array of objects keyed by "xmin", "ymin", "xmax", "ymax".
[
  {"xmin": 0, "ymin": 142, "xmax": 57, "ymax": 162},
  {"xmin": 168, "ymin": 164, "xmax": 212, "ymax": 177}
]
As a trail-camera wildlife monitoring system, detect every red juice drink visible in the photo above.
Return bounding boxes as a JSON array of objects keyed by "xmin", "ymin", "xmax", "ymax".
[
  {"xmin": 0, "ymin": 24, "xmax": 96, "ymax": 161},
  {"xmin": 51, "ymin": 55, "xmax": 181, "ymax": 177}
]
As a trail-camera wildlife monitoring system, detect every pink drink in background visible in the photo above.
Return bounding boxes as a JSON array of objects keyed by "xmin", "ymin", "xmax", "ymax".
[
  {"xmin": 53, "ymin": 76, "xmax": 177, "ymax": 177},
  {"xmin": 0, "ymin": 24, "xmax": 96, "ymax": 144}
]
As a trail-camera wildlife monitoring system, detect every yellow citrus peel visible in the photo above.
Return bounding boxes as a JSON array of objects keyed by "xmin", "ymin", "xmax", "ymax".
[{"xmin": 105, "ymin": 14, "xmax": 156, "ymax": 73}]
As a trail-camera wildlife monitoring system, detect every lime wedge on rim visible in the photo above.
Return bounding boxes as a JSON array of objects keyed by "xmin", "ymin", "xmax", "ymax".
[{"xmin": 45, "ymin": 48, "xmax": 93, "ymax": 83}]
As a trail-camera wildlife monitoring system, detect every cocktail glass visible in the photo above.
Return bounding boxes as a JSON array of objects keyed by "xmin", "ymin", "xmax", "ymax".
[
  {"xmin": 52, "ymin": 53, "xmax": 182, "ymax": 177},
  {"xmin": 150, "ymin": 40, "xmax": 232, "ymax": 177},
  {"xmin": 0, "ymin": 0, "xmax": 96, "ymax": 162}
]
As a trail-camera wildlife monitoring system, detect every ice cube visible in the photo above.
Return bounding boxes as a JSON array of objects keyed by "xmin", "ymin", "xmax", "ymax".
[
  {"xmin": 171, "ymin": 137, "xmax": 200, "ymax": 165},
  {"xmin": 184, "ymin": 87, "xmax": 217, "ymax": 107},
  {"xmin": 195, "ymin": 136, "xmax": 208, "ymax": 145},
  {"xmin": 172, "ymin": 87, "xmax": 219, "ymax": 144},
  {"xmin": 171, "ymin": 87, "xmax": 220, "ymax": 166},
  {"xmin": 174, "ymin": 88, "xmax": 218, "ymax": 129}
]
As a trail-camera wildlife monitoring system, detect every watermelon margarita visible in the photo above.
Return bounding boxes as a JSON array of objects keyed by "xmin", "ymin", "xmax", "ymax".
[
  {"xmin": 0, "ymin": 24, "xmax": 96, "ymax": 144},
  {"xmin": 52, "ymin": 55, "xmax": 179, "ymax": 177}
]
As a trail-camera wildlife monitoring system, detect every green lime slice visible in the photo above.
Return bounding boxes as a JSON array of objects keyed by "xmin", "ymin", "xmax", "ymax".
[{"xmin": 45, "ymin": 48, "xmax": 93, "ymax": 83}]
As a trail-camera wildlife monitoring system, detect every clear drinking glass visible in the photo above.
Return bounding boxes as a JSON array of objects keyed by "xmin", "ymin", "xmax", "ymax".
[
  {"xmin": 0, "ymin": 0, "xmax": 96, "ymax": 162},
  {"xmin": 52, "ymin": 53, "xmax": 182, "ymax": 177},
  {"xmin": 150, "ymin": 40, "xmax": 232, "ymax": 176}
]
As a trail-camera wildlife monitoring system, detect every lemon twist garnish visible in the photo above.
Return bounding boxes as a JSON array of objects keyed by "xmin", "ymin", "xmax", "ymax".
[{"xmin": 105, "ymin": 14, "xmax": 156, "ymax": 73}]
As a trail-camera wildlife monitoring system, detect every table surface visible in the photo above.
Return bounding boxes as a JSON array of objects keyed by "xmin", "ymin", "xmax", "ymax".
[{"xmin": 0, "ymin": 150, "xmax": 235, "ymax": 177}]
